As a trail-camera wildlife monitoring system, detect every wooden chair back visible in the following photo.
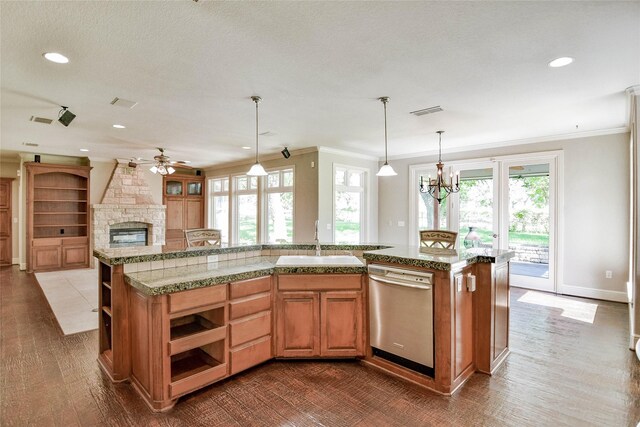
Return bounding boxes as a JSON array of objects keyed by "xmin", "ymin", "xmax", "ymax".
[
  {"xmin": 184, "ymin": 228, "xmax": 222, "ymax": 247},
  {"xmin": 419, "ymin": 230, "xmax": 458, "ymax": 255}
]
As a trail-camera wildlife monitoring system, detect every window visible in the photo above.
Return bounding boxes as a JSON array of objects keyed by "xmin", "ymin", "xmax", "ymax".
[
  {"xmin": 264, "ymin": 168, "xmax": 294, "ymax": 243},
  {"xmin": 233, "ymin": 175, "xmax": 259, "ymax": 244},
  {"xmin": 208, "ymin": 177, "xmax": 229, "ymax": 243},
  {"xmin": 334, "ymin": 166, "xmax": 367, "ymax": 243}
]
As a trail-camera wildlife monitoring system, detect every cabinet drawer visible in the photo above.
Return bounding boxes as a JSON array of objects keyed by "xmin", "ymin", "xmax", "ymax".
[
  {"xmin": 230, "ymin": 276, "xmax": 271, "ymax": 299},
  {"xmin": 278, "ymin": 274, "xmax": 362, "ymax": 291},
  {"xmin": 169, "ymin": 325, "xmax": 227, "ymax": 356},
  {"xmin": 230, "ymin": 335, "xmax": 272, "ymax": 375},
  {"xmin": 230, "ymin": 311, "xmax": 271, "ymax": 347},
  {"xmin": 62, "ymin": 236, "xmax": 88, "ymax": 246},
  {"xmin": 32, "ymin": 238, "xmax": 61, "ymax": 247},
  {"xmin": 229, "ymin": 293, "xmax": 271, "ymax": 320},
  {"xmin": 169, "ymin": 285, "xmax": 227, "ymax": 314},
  {"xmin": 169, "ymin": 362, "xmax": 227, "ymax": 399}
]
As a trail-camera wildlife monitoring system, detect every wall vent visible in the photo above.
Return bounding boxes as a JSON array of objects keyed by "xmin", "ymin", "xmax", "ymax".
[
  {"xmin": 29, "ymin": 116, "xmax": 53, "ymax": 124},
  {"xmin": 110, "ymin": 97, "xmax": 138, "ymax": 109},
  {"xmin": 409, "ymin": 106, "xmax": 443, "ymax": 116}
]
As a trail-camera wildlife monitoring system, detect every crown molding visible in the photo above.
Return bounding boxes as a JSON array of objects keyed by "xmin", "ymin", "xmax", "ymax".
[
  {"xmin": 387, "ymin": 127, "xmax": 630, "ymax": 161},
  {"xmin": 317, "ymin": 146, "xmax": 379, "ymax": 161},
  {"xmin": 626, "ymin": 85, "xmax": 640, "ymax": 96},
  {"xmin": 204, "ymin": 146, "xmax": 319, "ymax": 171}
]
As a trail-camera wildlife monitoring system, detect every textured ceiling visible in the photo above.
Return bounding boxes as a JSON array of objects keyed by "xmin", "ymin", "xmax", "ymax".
[{"xmin": 1, "ymin": 1, "xmax": 638, "ymax": 167}]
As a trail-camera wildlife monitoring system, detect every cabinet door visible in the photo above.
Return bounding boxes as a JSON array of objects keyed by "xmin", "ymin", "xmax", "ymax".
[
  {"xmin": 276, "ymin": 292, "xmax": 320, "ymax": 357},
  {"xmin": 62, "ymin": 244, "xmax": 89, "ymax": 268},
  {"xmin": 493, "ymin": 262, "xmax": 509, "ymax": 365},
  {"xmin": 453, "ymin": 271, "xmax": 474, "ymax": 379},
  {"xmin": 185, "ymin": 199, "xmax": 203, "ymax": 229},
  {"xmin": 32, "ymin": 245, "xmax": 62, "ymax": 270},
  {"xmin": 320, "ymin": 291, "xmax": 364, "ymax": 357},
  {"xmin": 165, "ymin": 198, "xmax": 185, "ymax": 248}
]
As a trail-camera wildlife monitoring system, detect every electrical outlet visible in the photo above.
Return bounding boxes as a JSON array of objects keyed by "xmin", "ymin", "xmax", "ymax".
[
  {"xmin": 605, "ymin": 270, "xmax": 612, "ymax": 279},
  {"xmin": 326, "ymin": 223, "xmax": 331, "ymax": 230},
  {"xmin": 397, "ymin": 221, "xmax": 405, "ymax": 227}
]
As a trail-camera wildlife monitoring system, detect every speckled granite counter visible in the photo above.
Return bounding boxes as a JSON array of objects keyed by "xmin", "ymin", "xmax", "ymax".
[
  {"xmin": 99, "ymin": 243, "xmax": 514, "ymax": 296},
  {"xmin": 124, "ymin": 256, "xmax": 368, "ymax": 296},
  {"xmin": 362, "ymin": 246, "xmax": 515, "ymax": 271}
]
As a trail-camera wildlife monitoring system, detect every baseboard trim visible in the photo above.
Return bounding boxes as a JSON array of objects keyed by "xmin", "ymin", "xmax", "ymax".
[
  {"xmin": 12, "ymin": 257, "xmax": 19, "ymax": 265},
  {"xmin": 19, "ymin": 262, "xmax": 27, "ymax": 270},
  {"xmin": 559, "ymin": 284, "xmax": 628, "ymax": 303}
]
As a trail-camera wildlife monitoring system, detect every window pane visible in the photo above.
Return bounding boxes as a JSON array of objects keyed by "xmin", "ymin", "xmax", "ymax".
[
  {"xmin": 237, "ymin": 177, "xmax": 247, "ymax": 190},
  {"xmin": 283, "ymin": 170, "xmax": 293, "ymax": 187},
  {"xmin": 213, "ymin": 180, "xmax": 221, "ymax": 192},
  {"xmin": 268, "ymin": 172, "xmax": 280, "ymax": 188},
  {"xmin": 335, "ymin": 169, "xmax": 345, "ymax": 186},
  {"xmin": 348, "ymin": 171, "xmax": 362, "ymax": 187},
  {"xmin": 223, "ymin": 179, "xmax": 229, "ymax": 192},
  {"xmin": 267, "ymin": 191, "xmax": 293, "ymax": 243},
  {"xmin": 212, "ymin": 195, "xmax": 229, "ymax": 243},
  {"xmin": 237, "ymin": 194, "xmax": 257, "ymax": 244},
  {"xmin": 334, "ymin": 190, "xmax": 361, "ymax": 244},
  {"xmin": 249, "ymin": 176, "xmax": 258, "ymax": 189}
]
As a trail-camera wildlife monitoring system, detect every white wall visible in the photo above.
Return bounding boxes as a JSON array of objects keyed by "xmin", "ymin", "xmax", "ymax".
[
  {"xmin": 378, "ymin": 132, "xmax": 630, "ymax": 301},
  {"xmin": 317, "ymin": 148, "xmax": 379, "ymax": 243}
]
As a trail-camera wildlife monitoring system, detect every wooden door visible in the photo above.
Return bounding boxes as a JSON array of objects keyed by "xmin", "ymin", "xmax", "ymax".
[
  {"xmin": 276, "ymin": 291, "xmax": 320, "ymax": 357},
  {"xmin": 0, "ymin": 178, "xmax": 12, "ymax": 266},
  {"xmin": 320, "ymin": 291, "xmax": 363, "ymax": 357},
  {"xmin": 453, "ymin": 270, "xmax": 474, "ymax": 379}
]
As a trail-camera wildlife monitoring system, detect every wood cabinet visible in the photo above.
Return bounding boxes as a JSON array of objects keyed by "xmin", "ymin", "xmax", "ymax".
[
  {"xmin": 26, "ymin": 163, "xmax": 91, "ymax": 272},
  {"xmin": 474, "ymin": 261, "xmax": 510, "ymax": 374},
  {"xmin": 163, "ymin": 174, "xmax": 204, "ymax": 250},
  {"xmin": 276, "ymin": 274, "xmax": 364, "ymax": 358},
  {"xmin": 453, "ymin": 267, "xmax": 474, "ymax": 382},
  {"xmin": 0, "ymin": 178, "xmax": 13, "ymax": 266},
  {"xmin": 124, "ymin": 275, "xmax": 272, "ymax": 412}
]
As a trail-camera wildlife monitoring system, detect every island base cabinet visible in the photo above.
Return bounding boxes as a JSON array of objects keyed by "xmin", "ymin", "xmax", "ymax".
[{"xmin": 275, "ymin": 274, "xmax": 365, "ymax": 358}]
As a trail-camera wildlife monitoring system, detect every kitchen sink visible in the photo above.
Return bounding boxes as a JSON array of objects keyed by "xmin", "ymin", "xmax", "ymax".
[{"xmin": 275, "ymin": 255, "xmax": 364, "ymax": 267}]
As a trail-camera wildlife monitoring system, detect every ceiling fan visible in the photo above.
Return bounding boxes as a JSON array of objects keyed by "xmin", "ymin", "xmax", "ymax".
[{"xmin": 127, "ymin": 148, "xmax": 192, "ymax": 175}]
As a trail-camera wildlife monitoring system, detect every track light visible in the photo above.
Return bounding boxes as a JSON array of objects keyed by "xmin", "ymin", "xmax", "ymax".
[
  {"xmin": 281, "ymin": 147, "xmax": 291, "ymax": 159},
  {"xmin": 58, "ymin": 106, "xmax": 76, "ymax": 127}
]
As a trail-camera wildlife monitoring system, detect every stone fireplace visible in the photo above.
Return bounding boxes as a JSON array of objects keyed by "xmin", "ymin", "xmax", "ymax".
[{"xmin": 92, "ymin": 163, "xmax": 166, "ymax": 249}]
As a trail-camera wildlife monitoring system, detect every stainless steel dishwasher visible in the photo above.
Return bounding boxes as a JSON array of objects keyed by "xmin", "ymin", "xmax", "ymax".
[{"xmin": 368, "ymin": 264, "xmax": 434, "ymax": 376}]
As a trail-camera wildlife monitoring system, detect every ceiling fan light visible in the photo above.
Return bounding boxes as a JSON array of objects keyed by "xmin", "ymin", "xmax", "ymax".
[
  {"xmin": 167, "ymin": 166, "xmax": 176, "ymax": 175},
  {"xmin": 377, "ymin": 163, "xmax": 397, "ymax": 177},
  {"xmin": 247, "ymin": 162, "xmax": 267, "ymax": 176},
  {"xmin": 149, "ymin": 165, "xmax": 158, "ymax": 174}
]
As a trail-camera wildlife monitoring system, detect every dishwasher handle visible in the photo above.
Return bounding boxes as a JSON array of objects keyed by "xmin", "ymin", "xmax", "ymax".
[{"xmin": 369, "ymin": 274, "xmax": 432, "ymax": 290}]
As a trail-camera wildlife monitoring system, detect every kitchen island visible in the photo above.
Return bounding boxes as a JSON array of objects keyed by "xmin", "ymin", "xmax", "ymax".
[{"xmin": 94, "ymin": 243, "xmax": 513, "ymax": 411}]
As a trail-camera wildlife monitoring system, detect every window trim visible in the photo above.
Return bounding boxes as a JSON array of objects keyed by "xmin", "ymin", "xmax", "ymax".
[{"xmin": 332, "ymin": 163, "xmax": 369, "ymax": 243}]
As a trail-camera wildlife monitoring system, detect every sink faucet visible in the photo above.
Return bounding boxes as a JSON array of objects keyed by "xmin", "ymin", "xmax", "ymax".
[{"xmin": 314, "ymin": 220, "xmax": 321, "ymax": 256}]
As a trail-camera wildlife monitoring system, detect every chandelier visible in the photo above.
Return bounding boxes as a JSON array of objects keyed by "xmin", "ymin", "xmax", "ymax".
[{"xmin": 419, "ymin": 131, "xmax": 459, "ymax": 204}]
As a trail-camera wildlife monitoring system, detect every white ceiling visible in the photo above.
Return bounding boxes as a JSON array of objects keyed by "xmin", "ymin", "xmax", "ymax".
[{"xmin": 1, "ymin": 1, "xmax": 638, "ymax": 167}]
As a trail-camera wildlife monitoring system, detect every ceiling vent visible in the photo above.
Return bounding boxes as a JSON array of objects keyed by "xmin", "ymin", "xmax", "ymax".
[
  {"xmin": 259, "ymin": 131, "xmax": 276, "ymax": 137},
  {"xmin": 409, "ymin": 106, "xmax": 443, "ymax": 116},
  {"xmin": 29, "ymin": 116, "xmax": 53, "ymax": 124},
  {"xmin": 22, "ymin": 142, "xmax": 39, "ymax": 147},
  {"xmin": 110, "ymin": 97, "xmax": 138, "ymax": 109}
]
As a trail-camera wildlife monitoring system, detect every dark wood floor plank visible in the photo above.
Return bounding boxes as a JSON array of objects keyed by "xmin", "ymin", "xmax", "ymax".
[{"xmin": 1, "ymin": 266, "xmax": 638, "ymax": 426}]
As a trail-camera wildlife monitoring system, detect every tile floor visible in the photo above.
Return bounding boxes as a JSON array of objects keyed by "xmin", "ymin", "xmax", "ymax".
[{"xmin": 35, "ymin": 266, "xmax": 99, "ymax": 335}]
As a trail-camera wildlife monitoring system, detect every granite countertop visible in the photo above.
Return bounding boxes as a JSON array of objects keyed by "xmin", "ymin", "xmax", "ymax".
[
  {"xmin": 125, "ymin": 256, "xmax": 368, "ymax": 296},
  {"xmin": 362, "ymin": 245, "xmax": 515, "ymax": 271}
]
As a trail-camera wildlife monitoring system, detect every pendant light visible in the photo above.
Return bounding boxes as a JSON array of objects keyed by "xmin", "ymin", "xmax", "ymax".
[
  {"xmin": 247, "ymin": 95, "xmax": 268, "ymax": 176},
  {"xmin": 376, "ymin": 97, "xmax": 397, "ymax": 177}
]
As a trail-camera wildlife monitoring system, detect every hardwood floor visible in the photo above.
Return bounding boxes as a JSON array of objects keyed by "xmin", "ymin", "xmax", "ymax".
[{"xmin": 1, "ymin": 265, "xmax": 638, "ymax": 426}]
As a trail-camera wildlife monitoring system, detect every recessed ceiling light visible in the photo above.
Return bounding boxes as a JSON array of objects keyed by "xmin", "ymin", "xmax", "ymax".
[
  {"xmin": 80, "ymin": 149, "xmax": 89, "ymax": 152},
  {"xmin": 43, "ymin": 52, "xmax": 69, "ymax": 64},
  {"xmin": 548, "ymin": 57, "xmax": 574, "ymax": 68},
  {"xmin": 112, "ymin": 124, "xmax": 126, "ymax": 129},
  {"xmin": 241, "ymin": 146, "xmax": 251, "ymax": 150}
]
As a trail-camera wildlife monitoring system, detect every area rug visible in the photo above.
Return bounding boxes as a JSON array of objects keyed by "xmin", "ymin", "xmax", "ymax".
[{"xmin": 35, "ymin": 267, "xmax": 99, "ymax": 335}]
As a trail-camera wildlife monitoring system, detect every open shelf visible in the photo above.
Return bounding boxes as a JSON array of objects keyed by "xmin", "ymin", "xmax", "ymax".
[
  {"xmin": 171, "ymin": 344, "xmax": 225, "ymax": 383},
  {"xmin": 34, "ymin": 186, "xmax": 87, "ymax": 190},
  {"xmin": 102, "ymin": 306, "xmax": 112, "ymax": 317},
  {"xmin": 171, "ymin": 313, "xmax": 222, "ymax": 341}
]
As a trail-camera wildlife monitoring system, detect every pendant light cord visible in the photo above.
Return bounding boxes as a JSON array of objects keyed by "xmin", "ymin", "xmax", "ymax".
[
  {"xmin": 383, "ymin": 99, "xmax": 388, "ymax": 164},
  {"xmin": 255, "ymin": 98, "xmax": 259, "ymax": 164},
  {"xmin": 437, "ymin": 130, "xmax": 443, "ymax": 162}
]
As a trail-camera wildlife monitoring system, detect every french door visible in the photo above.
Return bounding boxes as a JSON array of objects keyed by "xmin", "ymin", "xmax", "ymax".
[{"xmin": 411, "ymin": 152, "xmax": 560, "ymax": 293}]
